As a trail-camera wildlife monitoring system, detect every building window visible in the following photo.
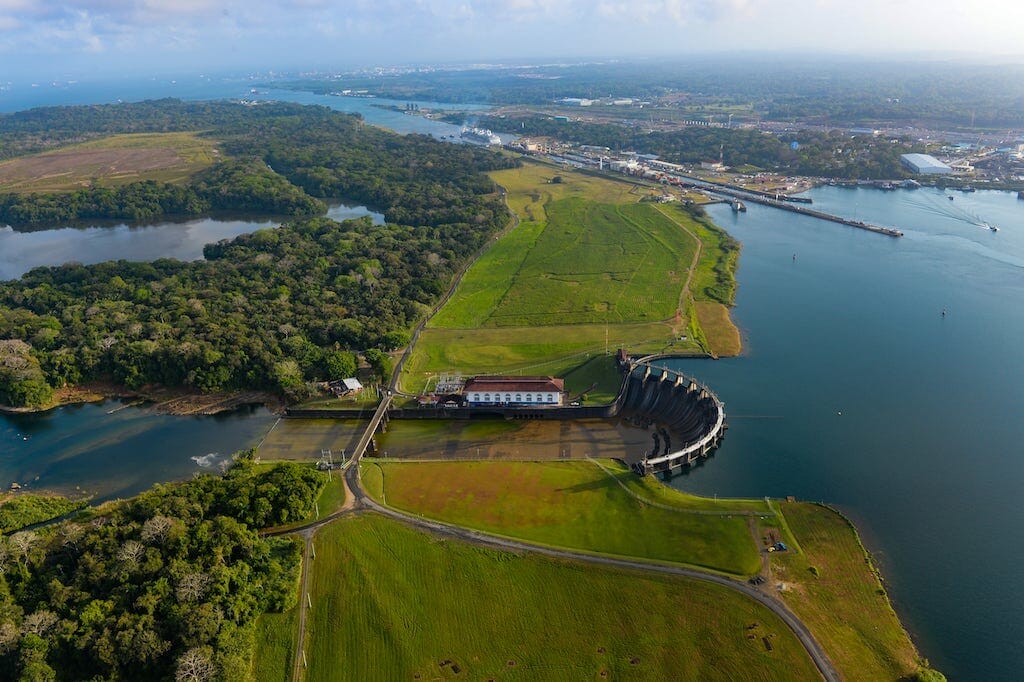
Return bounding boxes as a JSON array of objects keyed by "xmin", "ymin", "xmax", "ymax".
[
  {"xmin": 526, "ymin": 394, "xmax": 532, "ymax": 402},
  {"xmin": 483, "ymin": 393, "xmax": 490, "ymax": 402},
  {"xmin": 515, "ymin": 394, "xmax": 522, "ymax": 402},
  {"xmin": 505, "ymin": 394, "xmax": 511, "ymax": 403},
  {"xmin": 547, "ymin": 394, "xmax": 554, "ymax": 402}
]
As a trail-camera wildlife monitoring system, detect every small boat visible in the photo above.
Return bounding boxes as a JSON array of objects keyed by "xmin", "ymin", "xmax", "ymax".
[
  {"xmin": 1017, "ymin": 190, "xmax": 1024, "ymax": 200},
  {"xmin": 948, "ymin": 195, "xmax": 954, "ymax": 201}
]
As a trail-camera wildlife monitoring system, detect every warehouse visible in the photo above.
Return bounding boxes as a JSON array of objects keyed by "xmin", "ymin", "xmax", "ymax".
[{"xmin": 900, "ymin": 153, "xmax": 952, "ymax": 175}]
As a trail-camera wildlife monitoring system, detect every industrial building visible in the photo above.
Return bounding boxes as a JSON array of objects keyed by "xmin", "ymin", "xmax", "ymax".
[
  {"xmin": 463, "ymin": 376, "xmax": 564, "ymax": 406},
  {"xmin": 900, "ymin": 153, "xmax": 953, "ymax": 175}
]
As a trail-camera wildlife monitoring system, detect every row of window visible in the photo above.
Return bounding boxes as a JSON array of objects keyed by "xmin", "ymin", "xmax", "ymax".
[{"xmin": 471, "ymin": 393, "xmax": 556, "ymax": 403}]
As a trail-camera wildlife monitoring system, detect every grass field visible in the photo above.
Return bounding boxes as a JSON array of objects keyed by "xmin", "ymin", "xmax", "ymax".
[
  {"xmin": 767, "ymin": 502, "xmax": 923, "ymax": 681},
  {"xmin": 251, "ymin": 606, "xmax": 298, "ymax": 682},
  {"xmin": 256, "ymin": 418, "xmax": 366, "ymax": 462},
  {"xmin": 0, "ymin": 132, "xmax": 218, "ymax": 192},
  {"xmin": 303, "ymin": 513, "xmax": 819, "ymax": 681},
  {"xmin": 363, "ymin": 459, "xmax": 765, "ymax": 575},
  {"xmin": 399, "ymin": 158, "xmax": 741, "ymax": 394}
]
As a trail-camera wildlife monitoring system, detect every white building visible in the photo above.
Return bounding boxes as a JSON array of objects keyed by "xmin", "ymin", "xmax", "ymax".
[
  {"xmin": 464, "ymin": 376, "xmax": 564, "ymax": 407},
  {"xmin": 900, "ymin": 153, "xmax": 952, "ymax": 175}
]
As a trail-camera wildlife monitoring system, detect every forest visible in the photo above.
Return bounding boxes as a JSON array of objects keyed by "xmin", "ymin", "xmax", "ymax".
[
  {"xmin": 0, "ymin": 456, "xmax": 323, "ymax": 680},
  {"xmin": 0, "ymin": 101, "xmax": 516, "ymax": 406}
]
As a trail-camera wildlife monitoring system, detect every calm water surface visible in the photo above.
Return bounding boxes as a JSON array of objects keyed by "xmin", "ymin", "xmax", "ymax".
[
  {"xmin": 1, "ymin": 76, "xmax": 1020, "ymax": 680},
  {"xmin": 667, "ymin": 186, "xmax": 1024, "ymax": 681},
  {"xmin": 1, "ymin": 401, "xmax": 277, "ymax": 502}
]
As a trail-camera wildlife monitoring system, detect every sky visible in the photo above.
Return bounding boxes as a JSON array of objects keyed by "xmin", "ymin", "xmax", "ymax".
[{"xmin": 2, "ymin": 0, "xmax": 1023, "ymax": 79}]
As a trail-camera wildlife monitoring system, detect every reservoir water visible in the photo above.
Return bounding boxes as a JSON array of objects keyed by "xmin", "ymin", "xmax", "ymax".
[
  {"xmin": 0, "ymin": 202, "xmax": 385, "ymax": 281},
  {"xmin": 0, "ymin": 74, "xmax": 1021, "ymax": 679},
  {"xmin": 668, "ymin": 186, "xmax": 1024, "ymax": 681}
]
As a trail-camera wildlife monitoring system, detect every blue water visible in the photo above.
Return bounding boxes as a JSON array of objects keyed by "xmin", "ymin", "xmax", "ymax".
[
  {"xmin": 0, "ymin": 201, "xmax": 384, "ymax": 281},
  {"xmin": 1, "ymin": 401, "xmax": 277, "ymax": 502},
  {"xmin": 666, "ymin": 186, "xmax": 1024, "ymax": 681},
  {"xmin": 0, "ymin": 74, "xmax": 1020, "ymax": 679}
]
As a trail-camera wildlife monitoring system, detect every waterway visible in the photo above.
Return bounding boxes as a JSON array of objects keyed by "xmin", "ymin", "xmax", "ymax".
[
  {"xmin": 667, "ymin": 185, "xmax": 1024, "ymax": 681},
  {"xmin": 1, "ymin": 401, "xmax": 277, "ymax": 502},
  {"xmin": 1, "ymin": 75, "xmax": 1021, "ymax": 679}
]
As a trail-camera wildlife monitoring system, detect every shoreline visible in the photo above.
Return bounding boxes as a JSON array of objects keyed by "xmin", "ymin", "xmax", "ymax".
[{"xmin": 0, "ymin": 382, "xmax": 283, "ymax": 417}]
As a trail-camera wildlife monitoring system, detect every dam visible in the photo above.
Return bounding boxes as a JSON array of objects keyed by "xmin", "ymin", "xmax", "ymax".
[
  {"xmin": 619, "ymin": 358, "xmax": 727, "ymax": 475},
  {"xmin": 286, "ymin": 355, "xmax": 727, "ymax": 476}
]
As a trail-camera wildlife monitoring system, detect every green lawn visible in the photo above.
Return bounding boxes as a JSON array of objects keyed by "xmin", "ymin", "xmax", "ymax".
[
  {"xmin": 767, "ymin": 502, "xmax": 924, "ymax": 681},
  {"xmin": 363, "ymin": 460, "xmax": 765, "ymax": 575},
  {"xmin": 398, "ymin": 159, "xmax": 740, "ymax": 391},
  {"xmin": 250, "ymin": 606, "xmax": 298, "ymax": 682},
  {"xmin": 303, "ymin": 513, "xmax": 819, "ymax": 681}
]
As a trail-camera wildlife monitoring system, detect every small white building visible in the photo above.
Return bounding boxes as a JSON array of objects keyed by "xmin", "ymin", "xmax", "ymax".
[{"xmin": 464, "ymin": 376, "xmax": 564, "ymax": 407}]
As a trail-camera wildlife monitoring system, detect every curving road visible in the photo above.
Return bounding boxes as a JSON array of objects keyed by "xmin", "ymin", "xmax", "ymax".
[{"xmin": 273, "ymin": 458, "xmax": 840, "ymax": 682}]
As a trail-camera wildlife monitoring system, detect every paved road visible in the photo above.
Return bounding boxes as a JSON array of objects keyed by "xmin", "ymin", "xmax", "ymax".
[{"xmin": 274, "ymin": 430, "xmax": 840, "ymax": 682}]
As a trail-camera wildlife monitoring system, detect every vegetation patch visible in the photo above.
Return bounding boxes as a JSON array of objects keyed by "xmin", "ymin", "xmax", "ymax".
[
  {"xmin": 364, "ymin": 459, "xmax": 764, "ymax": 574},
  {"xmin": 0, "ymin": 459, "xmax": 318, "ymax": 680},
  {"xmin": 400, "ymin": 158, "xmax": 740, "ymax": 393},
  {"xmin": 0, "ymin": 492, "xmax": 88, "ymax": 533},
  {"xmin": 303, "ymin": 513, "xmax": 819, "ymax": 681},
  {"xmin": 766, "ymin": 502, "xmax": 923, "ymax": 681},
  {"xmin": 0, "ymin": 132, "xmax": 217, "ymax": 193}
]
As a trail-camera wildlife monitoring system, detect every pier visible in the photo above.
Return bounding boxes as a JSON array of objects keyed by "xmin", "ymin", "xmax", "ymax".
[{"xmin": 657, "ymin": 171, "xmax": 903, "ymax": 237}]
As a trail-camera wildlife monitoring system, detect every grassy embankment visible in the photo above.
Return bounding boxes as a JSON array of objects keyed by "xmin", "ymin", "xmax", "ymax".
[
  {"xmin": 765, "ymin": 502, "xmax": 925, "ymax": 681},
  {"xmin": 0, "ymin": 132, "xmax": 217, "ymax": 193},
  {"xmin": 400, "ymin": 159, "xmax": 741, "ymax": 400},
  {"xmin": 358, "ymin": 460, "xmax": 928, "ymax": 681},
  {"xmin": 362, "ymin": 459, "xmax": 764, "ymax": 575},
  {"xmin": 301, "ymin": 513, "xmax": 820, "ymax": 681}
]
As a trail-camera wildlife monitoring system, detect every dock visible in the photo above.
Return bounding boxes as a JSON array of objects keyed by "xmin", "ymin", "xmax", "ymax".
[{"xmin": 664, "ymin": 171, "xmax": 903, "ymax": 237}]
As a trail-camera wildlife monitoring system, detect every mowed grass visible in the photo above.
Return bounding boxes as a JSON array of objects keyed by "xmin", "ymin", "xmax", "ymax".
[
  {"xmin": 400, "ymin": 159, "xmax": 740, "ymax": 391},
  {"xmin": 250, "ymin": 606, "xmax": 297, "ymax": 682},
  {"xmin": 304, "ymin": 513, "xmax": 820, "ymax": 682},
  {"xmin": 256, "ymin": 418, "xmax": 366, "ymax": 461},
  {"xmin": 767, "ymin": 503, "xmax": 922, "ymax": 681},
  {"xmin": 0, "ymin": 132, "xmax": 218, "ymax": 192},
  {"xmin": 400, "ymin": 321, "xmax": 687, "ymax": 392},
  {"xmin": 434, "ymin": 197, "xmax": 695, "ymax": 328},
  {"xmin": 364, "ymin": 460, "xmax": 765, "ymax": 575}
]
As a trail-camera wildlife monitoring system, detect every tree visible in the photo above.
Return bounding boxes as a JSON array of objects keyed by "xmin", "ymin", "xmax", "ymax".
[{"xmin": 175, "ymin": 646, "xmax": 216, "ymax": 682}]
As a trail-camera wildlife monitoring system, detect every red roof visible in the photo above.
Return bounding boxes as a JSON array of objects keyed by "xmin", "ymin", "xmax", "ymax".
[{"xmin": 464, "ymin": 375, "xmax": 564, "ymax": 394}]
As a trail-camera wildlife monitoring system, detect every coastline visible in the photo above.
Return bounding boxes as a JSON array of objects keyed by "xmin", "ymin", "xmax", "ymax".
[{"xmin": 0, "ymin": 382, "xmax": 283, "ymax": 416}]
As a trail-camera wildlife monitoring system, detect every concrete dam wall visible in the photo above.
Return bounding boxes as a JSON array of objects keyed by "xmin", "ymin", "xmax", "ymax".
[{"xmin": 620, "ymin": 362, "xmax": 726, "ymax": 475}]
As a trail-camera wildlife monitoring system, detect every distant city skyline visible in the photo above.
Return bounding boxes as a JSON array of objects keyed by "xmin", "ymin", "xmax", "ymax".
[{"xmin": 2, "ymin": 0, "xmax": 1023, "ymax": 80}]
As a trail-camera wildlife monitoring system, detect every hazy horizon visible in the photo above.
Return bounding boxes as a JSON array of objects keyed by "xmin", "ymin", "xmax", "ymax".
[{"xmin": 2, "ymin": 1, "xmax": 1023, "ymax": 81}]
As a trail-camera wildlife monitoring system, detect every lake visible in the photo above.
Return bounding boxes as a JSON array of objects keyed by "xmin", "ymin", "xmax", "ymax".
[
  {"xmin": 0, "ymin": 201, "xmax": 384, "ymax": 281},
  {"xmin": 666, "ymin": 185, "xmax": 1024, "ymax": 681}
]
